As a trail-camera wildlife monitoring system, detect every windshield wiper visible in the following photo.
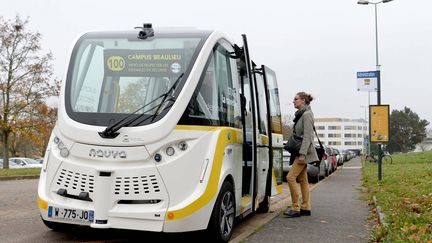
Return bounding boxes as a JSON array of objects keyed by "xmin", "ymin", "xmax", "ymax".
[
  {"xmin": 148, "ymin": 74, "xmax": 183, "ymax": 123},
  {"xmin": 99, "ymin": 73, "xmax": 184, "ymax": 139}
]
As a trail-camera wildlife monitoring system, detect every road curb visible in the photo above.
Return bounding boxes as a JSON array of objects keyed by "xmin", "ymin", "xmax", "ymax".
[
  {"xmin": 373, "ymin": 195, "xmax": 387, "ymax": 226},
  {"xmin": 0, "ymin": 174, "xmax": 40, "ymax": 181}
]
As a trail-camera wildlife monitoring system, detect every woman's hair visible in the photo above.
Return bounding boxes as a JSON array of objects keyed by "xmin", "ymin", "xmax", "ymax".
[{"xmin": 296, "ymin": 92, "xmax": 314, "ymax": 105}]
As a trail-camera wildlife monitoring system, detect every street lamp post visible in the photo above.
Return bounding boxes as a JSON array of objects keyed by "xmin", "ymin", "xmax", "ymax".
[{"xmin": 357, "ymin": 0, "xmax": 393, "ymax": 181}]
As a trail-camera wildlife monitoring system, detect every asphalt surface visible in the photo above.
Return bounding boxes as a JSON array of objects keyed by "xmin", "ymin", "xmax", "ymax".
[
  {"xmin": 0, "ymin": 158, "xmax": 369, "ymax": 243},
  {"xmin": 244, "ymin": 157, "xmax": 371, "ymax": 243}
]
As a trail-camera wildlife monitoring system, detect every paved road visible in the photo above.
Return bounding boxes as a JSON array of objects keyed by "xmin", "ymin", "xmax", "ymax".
[
  {"xmin": 0, "ymin": 179, "xmax": 208, "ymax": 243},
  {"xmin": 244, "ymin": 157, "xmax": 371, "ymax": 243},
  {"xmin": 0, "ymin": 178, "xmax": 282, "ymax": 243},
  {"xmin": 0, "ymin": 158, "xmax": 367, "ymax": 242}
]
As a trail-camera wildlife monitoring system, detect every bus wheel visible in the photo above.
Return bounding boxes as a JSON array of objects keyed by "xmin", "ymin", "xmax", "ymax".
[{"xmin": 208, "ymin": 181, "xmax": 235, "ymax": 242}]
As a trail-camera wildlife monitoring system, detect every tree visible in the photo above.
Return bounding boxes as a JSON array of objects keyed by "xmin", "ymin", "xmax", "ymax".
[
  {"xmin": 388, "ymin": 107, "xmax": 429, "ymax": 153},
  {"xmin": 0, "ymin": 16, "xmax": 56, "ymax": 168},
  {"xmin": 282, "ymin": 114, "xmax": 294, "ymax": 140},
  {"xmin": 8, "ymin": 102, "xmax": 58, "ymax": 157}
]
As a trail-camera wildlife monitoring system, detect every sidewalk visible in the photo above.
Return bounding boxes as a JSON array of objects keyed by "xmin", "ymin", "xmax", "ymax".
[{"xmin": 242, "ymin": 157, "xmax": 371, "ymax": 243}]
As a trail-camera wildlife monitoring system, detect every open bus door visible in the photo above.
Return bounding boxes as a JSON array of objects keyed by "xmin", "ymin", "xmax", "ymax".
[
  {"xmin": 239, "ymin": 34, "xmax": 257, "ymax": 216},
  {"xmin": 261, "ymin": 65, "xmax": 283, "ymax": 196},
  {"xmin": 250, "ymin": 64, "xmax": 283, "ymax": 212},
  {"xmin": 251, "ymin": 63, "xmax": 271, "ymax": 211}
]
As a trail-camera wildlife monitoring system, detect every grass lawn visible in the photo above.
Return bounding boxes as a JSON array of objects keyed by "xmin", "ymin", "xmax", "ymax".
[
  {"xmin": 362, "ymin": 150, "xmax": 432, "ymax": 242},
  {"xmin": 0, "ymin": 168, "xmax": 41, "ymax": 176}
]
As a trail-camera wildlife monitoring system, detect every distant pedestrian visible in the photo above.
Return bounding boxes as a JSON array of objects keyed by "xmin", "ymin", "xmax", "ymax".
[{"xmin": 284, "ymin": 92, "xmax": 318, "ymax": 218}]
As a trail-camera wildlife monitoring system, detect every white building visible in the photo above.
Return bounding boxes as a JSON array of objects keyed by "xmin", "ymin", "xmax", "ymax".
[{"xmin": 314, "ymin": 118, "xmax": 368, "ymax": 152}]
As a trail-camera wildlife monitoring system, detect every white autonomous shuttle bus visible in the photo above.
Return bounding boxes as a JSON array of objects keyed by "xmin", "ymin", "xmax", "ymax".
[{"xmin": 38, "ymin": 24, "xmax": 283, "ymax": 242}]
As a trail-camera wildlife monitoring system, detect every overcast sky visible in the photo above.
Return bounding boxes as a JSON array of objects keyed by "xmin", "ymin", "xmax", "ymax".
[{"xmin": 3, "ymin": 0, "xmax": 432, "ymax": 125}]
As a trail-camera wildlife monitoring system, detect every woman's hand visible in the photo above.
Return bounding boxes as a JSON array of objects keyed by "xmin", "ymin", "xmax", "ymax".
[{"xmin": 298, "ymin": 154, "xmax": 306, "ymax": 164}]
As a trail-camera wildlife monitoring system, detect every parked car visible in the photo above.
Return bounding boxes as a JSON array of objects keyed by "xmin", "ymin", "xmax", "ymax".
[
  {"xmin": 9, "ymin": 157, "xmax": 42, "ymax": 168},
  {"xmin": 348, "ymin": 149, "xmax": 361, "ymax": 157},
  {"xmin": 348, "ymin": 150, "xmax": 356, "ymax": 159},
  {"xmin": 340, "ymin": 149, "xmax": 351, "ymax": 162},
  {"xmin": 323, "ymin": 146, "xmax": 337, "ymax": 176},
  {"xmin": 318, "ymin": 150, "xmax": 328, "ymax": 179},
  {"xmin": 34, "ymin": 158, "xmax": 44, "ymax": 164},
  {"xmin": 1, "ymin": 159, "xmax": 26, "ymax": 169},
  {"xmin": 282, "ymin": 150, "xmax": 291, "ymax": 179},
  {"xmin": 334, "ymin": 148, "xmax": 343, "ymax": 166},
  {"xmin": 282, "ymin": 148, "xmax": 322, "ymax": 184}
]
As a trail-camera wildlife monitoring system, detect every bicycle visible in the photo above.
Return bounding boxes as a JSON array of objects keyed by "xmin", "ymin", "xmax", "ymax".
[{"xmin": 365, "ymin": 152, "xmax": 393, "ymax": 164}]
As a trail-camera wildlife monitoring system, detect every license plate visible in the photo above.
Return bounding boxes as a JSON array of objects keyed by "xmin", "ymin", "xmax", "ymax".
[{"xmin": 48, "ymin": 206, "xmax": 94, "ymax": 223}]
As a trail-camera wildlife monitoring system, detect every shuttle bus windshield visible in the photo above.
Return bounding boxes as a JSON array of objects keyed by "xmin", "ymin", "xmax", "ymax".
[{"xmin": 65, "ymin": 32, "xmax": 208, "ymax": 126}]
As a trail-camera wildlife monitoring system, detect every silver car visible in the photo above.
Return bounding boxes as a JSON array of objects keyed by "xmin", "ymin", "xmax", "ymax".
[
  {"xmin": 282, "ymin": 149, "xmax": 323, "ymax": 183},
  {"xmin": 9, "ymin": 157, "xmax": 43, "ymax": 168}
]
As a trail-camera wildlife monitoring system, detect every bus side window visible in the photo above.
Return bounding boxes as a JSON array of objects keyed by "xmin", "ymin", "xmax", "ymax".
[{"xmin": 179, "ymin": 42, "xmax": 240, "ymax": 128}]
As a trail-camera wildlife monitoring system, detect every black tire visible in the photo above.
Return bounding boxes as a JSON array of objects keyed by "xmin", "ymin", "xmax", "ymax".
[
  {"xmin": 207, "ymin": 181, "xmax": 235, "ymax": 242},
  {"xmin": 366, "ymin": 155, "xmax": 376, "ymax": 163},
  {"xmin": 41, "ymin": 217, "xmax": 70, "ymax": 232},
  {"xmin": 308, "ymin": 166, "xmax": 320, "ymax": 183},
  {"xmin": 325, "ymin": 166, "xmax": 329, "ymax": 177},
  {"xmin": 383, "ymin": 155, "xmax": 393, "ymax": 164},
  {"xmin": 309, "ymin": 174, "xmax": 319, "ymax": 183}
]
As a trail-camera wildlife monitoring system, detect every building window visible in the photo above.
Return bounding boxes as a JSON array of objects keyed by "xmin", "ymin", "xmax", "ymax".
[
  {"xmin": 344, "ymin": 141, "xmax": 356, "ymax": 145},
  {"xmin": 318, "ymin": 133, "xmax": 325, "ymax": 138},
  {"xmin": 358, "ymin": 141, "xmax": 363, "ymax": 145},
  {"xmin": 316, "ymin": 126, "xmax": 325, "ymax": 130},
  {"xmin": 328, "ymin": 133, "xmax": 341, "ymax": 138},
  {"xmin": 344, "ymin": 126, "xmax": 357, "ymax": 130},
  {"xmin": 358, "ymin": 134, "xmax": 363, "ymax": 138},
  {"xmin": 344, "ymin": 134, "xmax": 357, "ymax": 138},
  {"xmin": 328, "ymin": 126, "xmax": 341, "ymax": 130},
  {"xmin": 328, "ymin": 141, "xmax": 342, "ymax": 145}
]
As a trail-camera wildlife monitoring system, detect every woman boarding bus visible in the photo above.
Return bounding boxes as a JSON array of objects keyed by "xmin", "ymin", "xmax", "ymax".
[{"xmin": 37, "ymin": 24, "xmax": 283, "ymax": 242}]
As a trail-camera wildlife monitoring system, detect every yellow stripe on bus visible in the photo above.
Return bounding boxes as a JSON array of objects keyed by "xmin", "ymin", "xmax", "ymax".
[{"xmin": 167, "ymin": 127, "xmax": 238, "ymax": 220}]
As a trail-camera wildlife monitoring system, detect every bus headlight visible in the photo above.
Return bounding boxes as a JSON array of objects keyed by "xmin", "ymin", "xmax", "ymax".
[
  {"xmin": 166, "ymin": 146, "xmax": 175, "ymax": 156},
  {"xmin": 60, "ymin": 147, "xmax": 70, "ymax": 157},
  {"xmin": 54, "ymin": 136, "xmax": 69, "ymax": 158},
  {"xmin": 178, "ymin": 141, "xmax": 188, "ymax": 151}
]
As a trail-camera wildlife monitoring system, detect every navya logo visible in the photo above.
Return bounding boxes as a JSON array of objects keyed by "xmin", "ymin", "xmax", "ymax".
[{"xmin": 89, "ymin": 149, "xmax": 127, "ymax": 159}]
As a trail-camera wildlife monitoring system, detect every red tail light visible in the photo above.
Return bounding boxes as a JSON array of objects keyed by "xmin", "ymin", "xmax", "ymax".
[{"xmin": 323, "ymin": 154, "xmax": 328, "ymax": 160}]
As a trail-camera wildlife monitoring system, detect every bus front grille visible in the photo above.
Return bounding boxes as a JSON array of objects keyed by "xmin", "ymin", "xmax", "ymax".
[
  {"xmin": 114, "ymin": 175, "xmax": 161, "ymax": 196},
  {"xmin": 55, "ymin": 168, "xmax": 95, "ymax": 193}
]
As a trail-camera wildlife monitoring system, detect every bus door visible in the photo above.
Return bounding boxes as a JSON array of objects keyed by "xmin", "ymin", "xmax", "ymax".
[
  {"xmin": 252, "ymin": 65, "xmax": 270, "ymax": 205},
  {"xmin": 239, "ymin": 35, "xmax": 257, "ymax": 214},
  {"xmin": 261, "ymin": 65, "xmax": 283, "ymax": 194}
]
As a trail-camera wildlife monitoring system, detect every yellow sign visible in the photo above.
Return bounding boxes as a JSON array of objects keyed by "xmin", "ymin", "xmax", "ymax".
[{"xmin": 370, "ymin": 105, "xmax": 389, "ymax": 143}]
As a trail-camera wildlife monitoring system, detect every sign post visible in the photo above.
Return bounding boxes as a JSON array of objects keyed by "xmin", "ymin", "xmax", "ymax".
[
  {"xmin": 357, "ymin": 71, "xmax": 378, "ymax": 92},
  {"xmin": 369, "ymin": 105, "xmax": 389, "ymax": 181}
]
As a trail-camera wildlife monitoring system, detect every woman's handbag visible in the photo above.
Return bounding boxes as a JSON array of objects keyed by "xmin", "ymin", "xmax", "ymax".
[
  {"xmin": 285, "ymin": 134, "xmax": 303, "ymax": 154},
  {"xmin": 313, "ymin": 126, "xmax": 325, "ymax": 161}
]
